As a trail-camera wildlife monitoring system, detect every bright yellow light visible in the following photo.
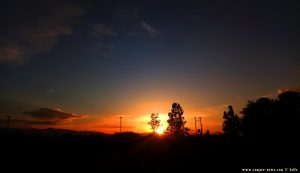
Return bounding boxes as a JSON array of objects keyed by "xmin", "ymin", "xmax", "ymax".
[{"xmin": 156, "ymin": 126, "xmax": 165, "ymax": 135}]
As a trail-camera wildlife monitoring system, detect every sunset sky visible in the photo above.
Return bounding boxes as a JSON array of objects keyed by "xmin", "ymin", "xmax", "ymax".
[{"xmin": 0, "ymin": 0, "xmax": 300, "ymax": 134}]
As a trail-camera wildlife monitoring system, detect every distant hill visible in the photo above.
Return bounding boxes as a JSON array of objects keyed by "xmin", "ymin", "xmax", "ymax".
[{"xmin": 0, "ymin": 127, "xmax": 108, "ymax": 136}]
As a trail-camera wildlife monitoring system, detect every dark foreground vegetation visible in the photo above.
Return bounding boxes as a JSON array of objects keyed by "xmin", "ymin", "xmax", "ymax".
[
  {"xmin": 2, "ymin": 129, "xmax": 299, "ymax": 173},
  {"xmin": 2, "ymin": 91, "xmax": 299, "ymax": 172}
]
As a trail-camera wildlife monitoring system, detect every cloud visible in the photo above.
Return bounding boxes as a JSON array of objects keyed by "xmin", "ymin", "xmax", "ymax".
[
  {"xmin": 261, "ymin": 94, "xmax": 273, "ymax": 98},
  {"xmin": 24, "ymin": 108, "xmax": 84, "ymax": 122},
  {"xmin": 277, "ymin": 86, "xmax": 300, "ymax": 95},
  {"xmin": 140, "ymin": 22, "xmax": 161, "ymax": 37},
  {"xmin": 277, "ymin": 88, "xmax": 291, "ymax": 95},
  {"xmin": 88, "ymin": 23, "xmax": 118, "ymax": 56},
  {"xmin": 0, "ymin": 0, "xmax": 85, "ymax": 64},
  {"xmin": 90, "ymin": 24, "xmax": 118, "ymax": 37}
]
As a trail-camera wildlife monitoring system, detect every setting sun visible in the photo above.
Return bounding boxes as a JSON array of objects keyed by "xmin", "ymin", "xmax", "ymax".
[{"xmin": 155, "ymin": 126, "xmax": 165, "ymax": 135}]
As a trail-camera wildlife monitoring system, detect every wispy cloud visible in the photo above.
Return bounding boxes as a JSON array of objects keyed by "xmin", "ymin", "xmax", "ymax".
[
  {"xmin": 261, "ymin": 94, "xmax": 273, "ymax": 98},
  {"xmin": 140, "ymin": 21, "xmax": 161, "ymax": 37},
  {"xmin": 89, "ymin": 23, "xmax": 118, "ymax": 56},
  {"xmin": 0, "ymin": 0, "xmax": 85, "ymax": 64},
  {"xmin": 90, "ymin": 24, "xmax": 118, "ymax": 37}
]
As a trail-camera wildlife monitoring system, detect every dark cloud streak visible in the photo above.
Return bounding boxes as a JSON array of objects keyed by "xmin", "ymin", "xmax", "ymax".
[{"xmin": 24, "ymin": 108, "xmax": 84, "ymax": 122}]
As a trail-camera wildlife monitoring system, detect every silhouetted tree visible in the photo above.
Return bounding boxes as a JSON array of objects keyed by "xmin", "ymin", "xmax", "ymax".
[
  {"xmin": 165, "ymin": 103, "xmax": 190, "ymax": 136},
  {"xmin": 147, "ymin": 113, "xmax": 161, "ymax": 133},
  {"xmin": 241, "ymin": 97, "xmax": 276, "ymax": 140},
  {"xmin": 276, "ymin": 91, "xmax": 300, "ymax": 138},
  {"xmin": 241, "ymin": 91, "xmax": 300, "ymax": 142},
  {"xmin": 222, "ymin": 105, "xmax": 240, "ymax": 136}
]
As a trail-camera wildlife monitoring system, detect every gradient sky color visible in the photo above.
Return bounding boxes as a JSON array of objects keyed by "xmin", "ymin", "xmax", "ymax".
[{"xmin": 0, "ymin": 0, "xmax": 300, "ymax": 133}]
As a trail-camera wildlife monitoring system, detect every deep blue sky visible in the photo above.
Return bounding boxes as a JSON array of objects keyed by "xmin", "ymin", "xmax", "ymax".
[{"xmin": 0, "ymin": 0, "xmax": 300, "ymax": 132}]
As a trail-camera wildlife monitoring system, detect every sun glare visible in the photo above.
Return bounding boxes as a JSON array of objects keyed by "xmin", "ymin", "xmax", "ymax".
[{"xmin": 156, "ymin": 126, "xmax": 165, "ymax": 135}]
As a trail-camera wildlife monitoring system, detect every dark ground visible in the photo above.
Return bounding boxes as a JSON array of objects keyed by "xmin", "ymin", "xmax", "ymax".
[{"xmin": 1, "ymin": 129, "xmax": 299, "ymax": 173}]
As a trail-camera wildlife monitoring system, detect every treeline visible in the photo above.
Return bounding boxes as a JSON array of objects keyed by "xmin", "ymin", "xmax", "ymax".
[
  {"xmin": 223, "ymin": 91, "xmax": 300, "ymax": 142},
  {"xmin": 148, "ymin": 91, "xmax": 300, "ymax": 142}
]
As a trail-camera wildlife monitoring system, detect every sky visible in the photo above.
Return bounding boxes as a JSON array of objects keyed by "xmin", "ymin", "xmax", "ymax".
[{"xmin": 0, "ymin": 0, "xmax": 300, "ymax": 134}]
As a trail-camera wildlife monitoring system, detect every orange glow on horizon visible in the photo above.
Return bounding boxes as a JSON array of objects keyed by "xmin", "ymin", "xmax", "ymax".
[{"xmin": 12, "ymin": 100, "xmax": 227, "ymax": 134}]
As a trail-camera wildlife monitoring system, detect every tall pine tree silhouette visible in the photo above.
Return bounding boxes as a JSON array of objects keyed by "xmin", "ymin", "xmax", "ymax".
[{"xmin": 166, "ymin": 103, "xmax": 190, "ymax": 136}]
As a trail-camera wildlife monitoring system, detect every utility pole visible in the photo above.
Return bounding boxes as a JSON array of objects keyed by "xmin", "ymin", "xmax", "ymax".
[
  {"xmin": 194, "ymin": 117, "xmax": 197, "ymax": 136},
  {"xmin": 195, "ymin": 116, "xmax": 203, "ymax": 136},
  {"xmin": 6, "ymin": 115, "xmax": 10, "ymax": 134},
  {"xmin": 200, "ymin": 117, "xmax": 203, "ymax": 136},
  {"xmin": 120, "ymin": 116, "xmax": 122, "ymax": 133}
]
